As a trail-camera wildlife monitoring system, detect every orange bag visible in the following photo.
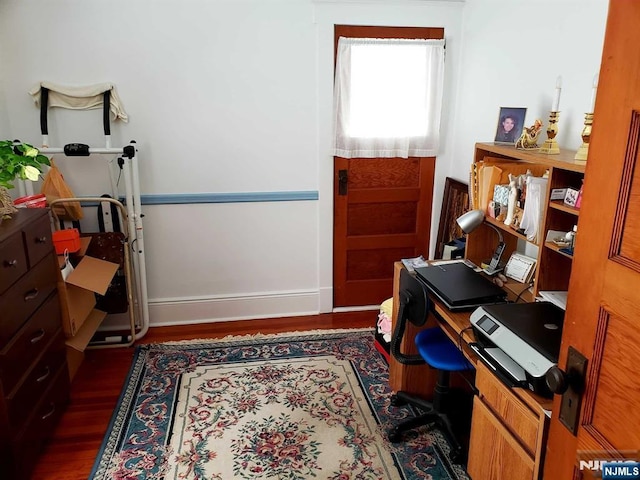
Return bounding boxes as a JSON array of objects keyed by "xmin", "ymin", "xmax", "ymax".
[{"xmin": 41, "ymin": 159, "xmax": 83, "ymax": 220}]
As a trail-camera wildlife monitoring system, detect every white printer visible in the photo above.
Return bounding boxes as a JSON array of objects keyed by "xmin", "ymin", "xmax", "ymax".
[{"xmin": 469, "ymin": 301, "xmax": 564, "ymax": 397}]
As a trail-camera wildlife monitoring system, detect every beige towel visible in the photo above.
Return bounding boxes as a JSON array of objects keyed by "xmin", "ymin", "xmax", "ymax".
[{"xmin": 29, "ymin": 82, "xmax": 128, "ymax": 122}]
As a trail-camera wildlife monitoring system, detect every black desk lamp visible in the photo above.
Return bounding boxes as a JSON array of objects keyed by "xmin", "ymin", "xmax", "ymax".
[{"xmin": 457, "ymin": 209, "xmax": 505, "ymax": 275}]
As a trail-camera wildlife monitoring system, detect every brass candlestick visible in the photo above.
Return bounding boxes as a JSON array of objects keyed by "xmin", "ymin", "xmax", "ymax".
[
  {"xmin": 574, "ymin": 112, "xmax": 593, "ymax": 163},
  {"xmin": 540, "ymin": 111, "xmax": 560, "ymax": 154}
]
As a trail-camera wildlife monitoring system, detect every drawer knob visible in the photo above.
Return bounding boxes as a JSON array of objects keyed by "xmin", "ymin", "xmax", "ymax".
[
  {"xmin": 41, "ymin": 402, "xmax": 56, "ymax": 421},
  {"xmin": 3, "ymin": 259, "xmax": 18, "ymax": 268},
  {"xmin": 35, "ymin": 236, "xmax": 48, "ymax": 244},
  {"xmin": 24, "ymin": 288, "xmax": 39, "ymax": 301},
  {"xmin": 30, "ymin": 328, "xmax": 46, "ymax": 344},
  {"xmin": 36, "ymin": 366, "xmax": 51, "ymax": 383}
]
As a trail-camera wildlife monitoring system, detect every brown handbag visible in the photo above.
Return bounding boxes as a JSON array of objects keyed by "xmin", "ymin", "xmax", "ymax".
[{"xmin": 41, "ymin": 159, "xmax": 84, "ymax": 220}]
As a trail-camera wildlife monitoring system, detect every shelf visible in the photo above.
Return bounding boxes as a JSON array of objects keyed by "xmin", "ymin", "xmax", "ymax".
[
  {"xmin": 475, "ymin": 142, "xmax": 586, "ymax": 173},
  {"xmin": 469, "ymin": 142, "xmax": 584, "ymax": 299},
  {"xmin": 544, "ymin": 241, "xmax": 574, "ymax": 259},
  {"xmin": 485, "ymin": 216, "xmax": 531, "ymax": 243},
  {"xmin": 548, "ymin": 200, "xmax": 580, "ymax": 216}
]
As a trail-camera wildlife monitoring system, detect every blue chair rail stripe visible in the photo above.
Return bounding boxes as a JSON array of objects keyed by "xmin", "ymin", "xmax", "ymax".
[{"xmin": 140, "ymin": 191, "xmax": 318, "ymax": 205}]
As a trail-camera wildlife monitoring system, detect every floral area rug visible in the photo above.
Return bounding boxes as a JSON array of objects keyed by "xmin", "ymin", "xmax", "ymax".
[{"xmin": 90, "ymin": 329, "xmax": 469, "ymax": 480}]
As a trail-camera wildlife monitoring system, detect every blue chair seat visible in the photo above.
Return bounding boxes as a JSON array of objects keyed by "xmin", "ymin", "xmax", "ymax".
[
  {"xmin": 415, "ymin": 327, "xmax": 473, "ymax": 372},
  {"xmin": 388, "ymin": 270, "xmax": 474, "ymax": 463}
]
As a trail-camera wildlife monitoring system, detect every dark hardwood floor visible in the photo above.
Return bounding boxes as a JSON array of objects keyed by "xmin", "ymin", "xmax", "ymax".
[{"xmin": 31, "ymin": 311, "xmax": 376, "ymax": 480}]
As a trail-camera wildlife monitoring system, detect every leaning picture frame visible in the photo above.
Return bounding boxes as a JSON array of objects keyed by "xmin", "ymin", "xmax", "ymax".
[
  {"xmin": 494, "ymin": 107, "xmax": 527, "ymax": 145},
  {"xmin": 435, "ymin": 177, "xmax": 469, "ymax": 259}
]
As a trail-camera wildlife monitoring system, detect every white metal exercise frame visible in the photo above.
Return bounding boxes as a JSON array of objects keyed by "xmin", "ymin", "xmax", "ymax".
[
  {"xmin": 31, "ymin": 86, "xmax": 149, "ymax": 345},
  {"xmin": 50, "ymin": 196, "xmax": 139, "ymax": 348},
  {"xmin": 42, "ymin": 143, "xmax": 150, "ymax": 346}
]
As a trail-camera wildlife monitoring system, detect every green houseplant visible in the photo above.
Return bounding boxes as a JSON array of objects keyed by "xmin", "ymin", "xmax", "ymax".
[{"xmin": 0, "ymin": 140, "xmax": 50, "ymax": 218}]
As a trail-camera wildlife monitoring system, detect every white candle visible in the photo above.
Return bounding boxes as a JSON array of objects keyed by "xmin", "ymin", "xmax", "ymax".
[
  {"xmin": 552, "ymin": 75, "xmax": 562, "ymax": 112},
  {"xmin": 589, "ymin": 74, "xmax": 598, "ymax": 112}
]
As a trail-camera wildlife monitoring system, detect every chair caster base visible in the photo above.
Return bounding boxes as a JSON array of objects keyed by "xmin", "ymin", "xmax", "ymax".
[
  {"xmin": 388, "ymin": 427, "xmax": 403, "ymax": 443},
  {"xmin": 449, "ymin": 448, "xmax": 465, "ymax": 464}
]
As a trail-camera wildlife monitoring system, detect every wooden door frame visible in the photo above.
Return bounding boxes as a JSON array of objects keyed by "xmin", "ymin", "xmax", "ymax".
[
  {"xmin": 332, "ymin": 25, "xmax": 444, "ymax": 308},
  {"xmin": 334, "ymin": 25, "xmax": 444, "ymax": 50}
]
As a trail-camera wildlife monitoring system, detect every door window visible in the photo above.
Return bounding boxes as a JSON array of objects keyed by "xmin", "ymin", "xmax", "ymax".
[{"xmin": 333, "ymin": 37, "xmax": 445, "ymax": 158}]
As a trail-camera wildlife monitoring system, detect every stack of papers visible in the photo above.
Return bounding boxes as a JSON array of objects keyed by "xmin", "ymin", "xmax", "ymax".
[
  {"xmin": 538, "ymin": 291, "xmax": 568, "ymax": 310},
  {"xmin": 401, "ymin": 256, "xmax": 428, "ymax": 272}
]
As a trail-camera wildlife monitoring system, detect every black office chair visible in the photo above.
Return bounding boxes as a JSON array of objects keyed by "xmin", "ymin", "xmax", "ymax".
[{"xmin": 389, "ymin": 269, "xmax": 474, "ymax": 463}]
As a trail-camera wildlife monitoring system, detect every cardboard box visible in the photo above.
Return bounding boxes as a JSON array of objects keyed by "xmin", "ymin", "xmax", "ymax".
[
  {"xmin": 66, "ymin": 309, "xmax": 106, "ymax": 380},
  {"xmin": 57, "ymin": 237, "xmax": 119, "ymax": 338},
  {"xmin": 564, "ymin": 187, "xmax": 580, "ymax": 207},
  {"xmin": 77, "ymin": 236, "xmax": 92, "ymax": 256}
]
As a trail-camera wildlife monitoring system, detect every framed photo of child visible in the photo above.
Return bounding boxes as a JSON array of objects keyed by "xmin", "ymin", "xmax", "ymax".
[{"xmin": 494, "ymin": 107, "xmax": 527, "ymax": 145}]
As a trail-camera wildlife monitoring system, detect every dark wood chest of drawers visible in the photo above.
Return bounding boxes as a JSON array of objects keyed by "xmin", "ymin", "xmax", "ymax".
[{"xmin": 0, "ymin": 209, "xmax": 69, "ymax": 479}]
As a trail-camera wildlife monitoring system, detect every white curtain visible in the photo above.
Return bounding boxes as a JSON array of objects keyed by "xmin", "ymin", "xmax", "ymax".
[{"xmin": 333, "ymin": 37, "xmax": 445, "ymax": 159}]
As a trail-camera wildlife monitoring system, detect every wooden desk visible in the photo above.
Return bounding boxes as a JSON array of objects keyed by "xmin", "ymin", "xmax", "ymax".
[{"xmin": 388, "ymin": 261, "xmax": 552, "ymax": 480}]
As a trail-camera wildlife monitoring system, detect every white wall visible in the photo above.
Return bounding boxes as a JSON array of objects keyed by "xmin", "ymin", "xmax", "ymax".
[
  {"xmin": 0, "ymin": 0, "xmax": 326, "ymax": 326},
  {"xmin": 446, "ymin": 0, "xmax": 609, "ymax": 186},
  {"xmin": 0, "ymin": 40, "xmax": 9, "ymax": 137},
  {"xmin": 0, "ymin": 92, "xmax": 8, "ymax": 136},
  {"xmin": 0, "ymin": 0, "xmax": 609, "ymax": 327}
]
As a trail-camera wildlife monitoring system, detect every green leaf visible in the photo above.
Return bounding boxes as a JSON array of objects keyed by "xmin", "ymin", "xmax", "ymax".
[
  {"xmin": 0, "ymin": 140, "xmax": 50, "ymax": 188},
  {"xmin": 36, "ymin": 155, "xmax": 51, "ymax": 166},
  {"xmin": 23, "ymin": 165, "xmax": 40, "ymax": 181},
  {"xmin": 24, "ymin": 147, "xmax": 39, "ymax": 157}
]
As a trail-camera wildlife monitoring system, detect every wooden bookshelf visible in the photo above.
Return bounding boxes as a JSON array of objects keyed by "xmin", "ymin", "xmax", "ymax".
[{"xmin": 467, "ymin": 143, "xmax": 585, "ymax": 299}]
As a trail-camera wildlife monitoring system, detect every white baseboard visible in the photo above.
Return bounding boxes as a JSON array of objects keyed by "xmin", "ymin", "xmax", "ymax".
[
  {"xmin": 141, "ymin": 290, "xmax": 320, "ymax": 327},
  {"xmin": 98, "ymin": 289, "xmax": 379, "ymax": 331},
  {"xmin": 332, "ymin": 305, "xmax": 380, "ymax": 313},
  {"xmin": 318, "ymin": 287, "xmax": 334, "ymax": 313}
]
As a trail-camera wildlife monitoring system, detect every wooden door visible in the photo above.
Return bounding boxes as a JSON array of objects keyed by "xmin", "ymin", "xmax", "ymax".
[
  {"xmin": 334, "ymin": 157, "xmax": 434, "ymax": 307},
  {"xmin": 544, "ymin": 2, "xmax": 640, "ymax": 478},
  {"xmin": 333, "ymin": 25, "xmax": 442, "ymax": 307}
]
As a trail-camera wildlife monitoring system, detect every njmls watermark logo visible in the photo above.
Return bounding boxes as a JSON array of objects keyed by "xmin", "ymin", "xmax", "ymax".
[{"xmin": 578, "ymin": 451, "xmax": 640, "ymax": 479}]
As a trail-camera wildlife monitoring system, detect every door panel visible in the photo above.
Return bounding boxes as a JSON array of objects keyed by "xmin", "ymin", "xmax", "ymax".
[
  {"xmin": 617, "ymin": 135, "xmax": 640, "ymax": 262},
  {"xmin": 348, "ymin": 157, "xmax": 423, "ymax": 188},
  {"xmin": 348, "ymin": 202, "xmax": 418, "ymax": 235},
  {"xmin": 589, "ymin": 310, "xmax": 640, "ymax": 449},
  {"xmin": 544, "ymin": 2, "xmax": 640, "ymax": 478},
  {"xmin": 347, "ymin": 248, "xmax": 415, "ymax": 280},
  {"xmin": 333, "ymin": 156, "xmax": 434, "ymax": 307}
]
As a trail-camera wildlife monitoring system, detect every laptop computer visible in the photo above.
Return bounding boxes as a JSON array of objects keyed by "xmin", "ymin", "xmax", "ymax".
[{"xmin": 414, "ymin": 262, "xmax": 507, "ymax": 311}]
